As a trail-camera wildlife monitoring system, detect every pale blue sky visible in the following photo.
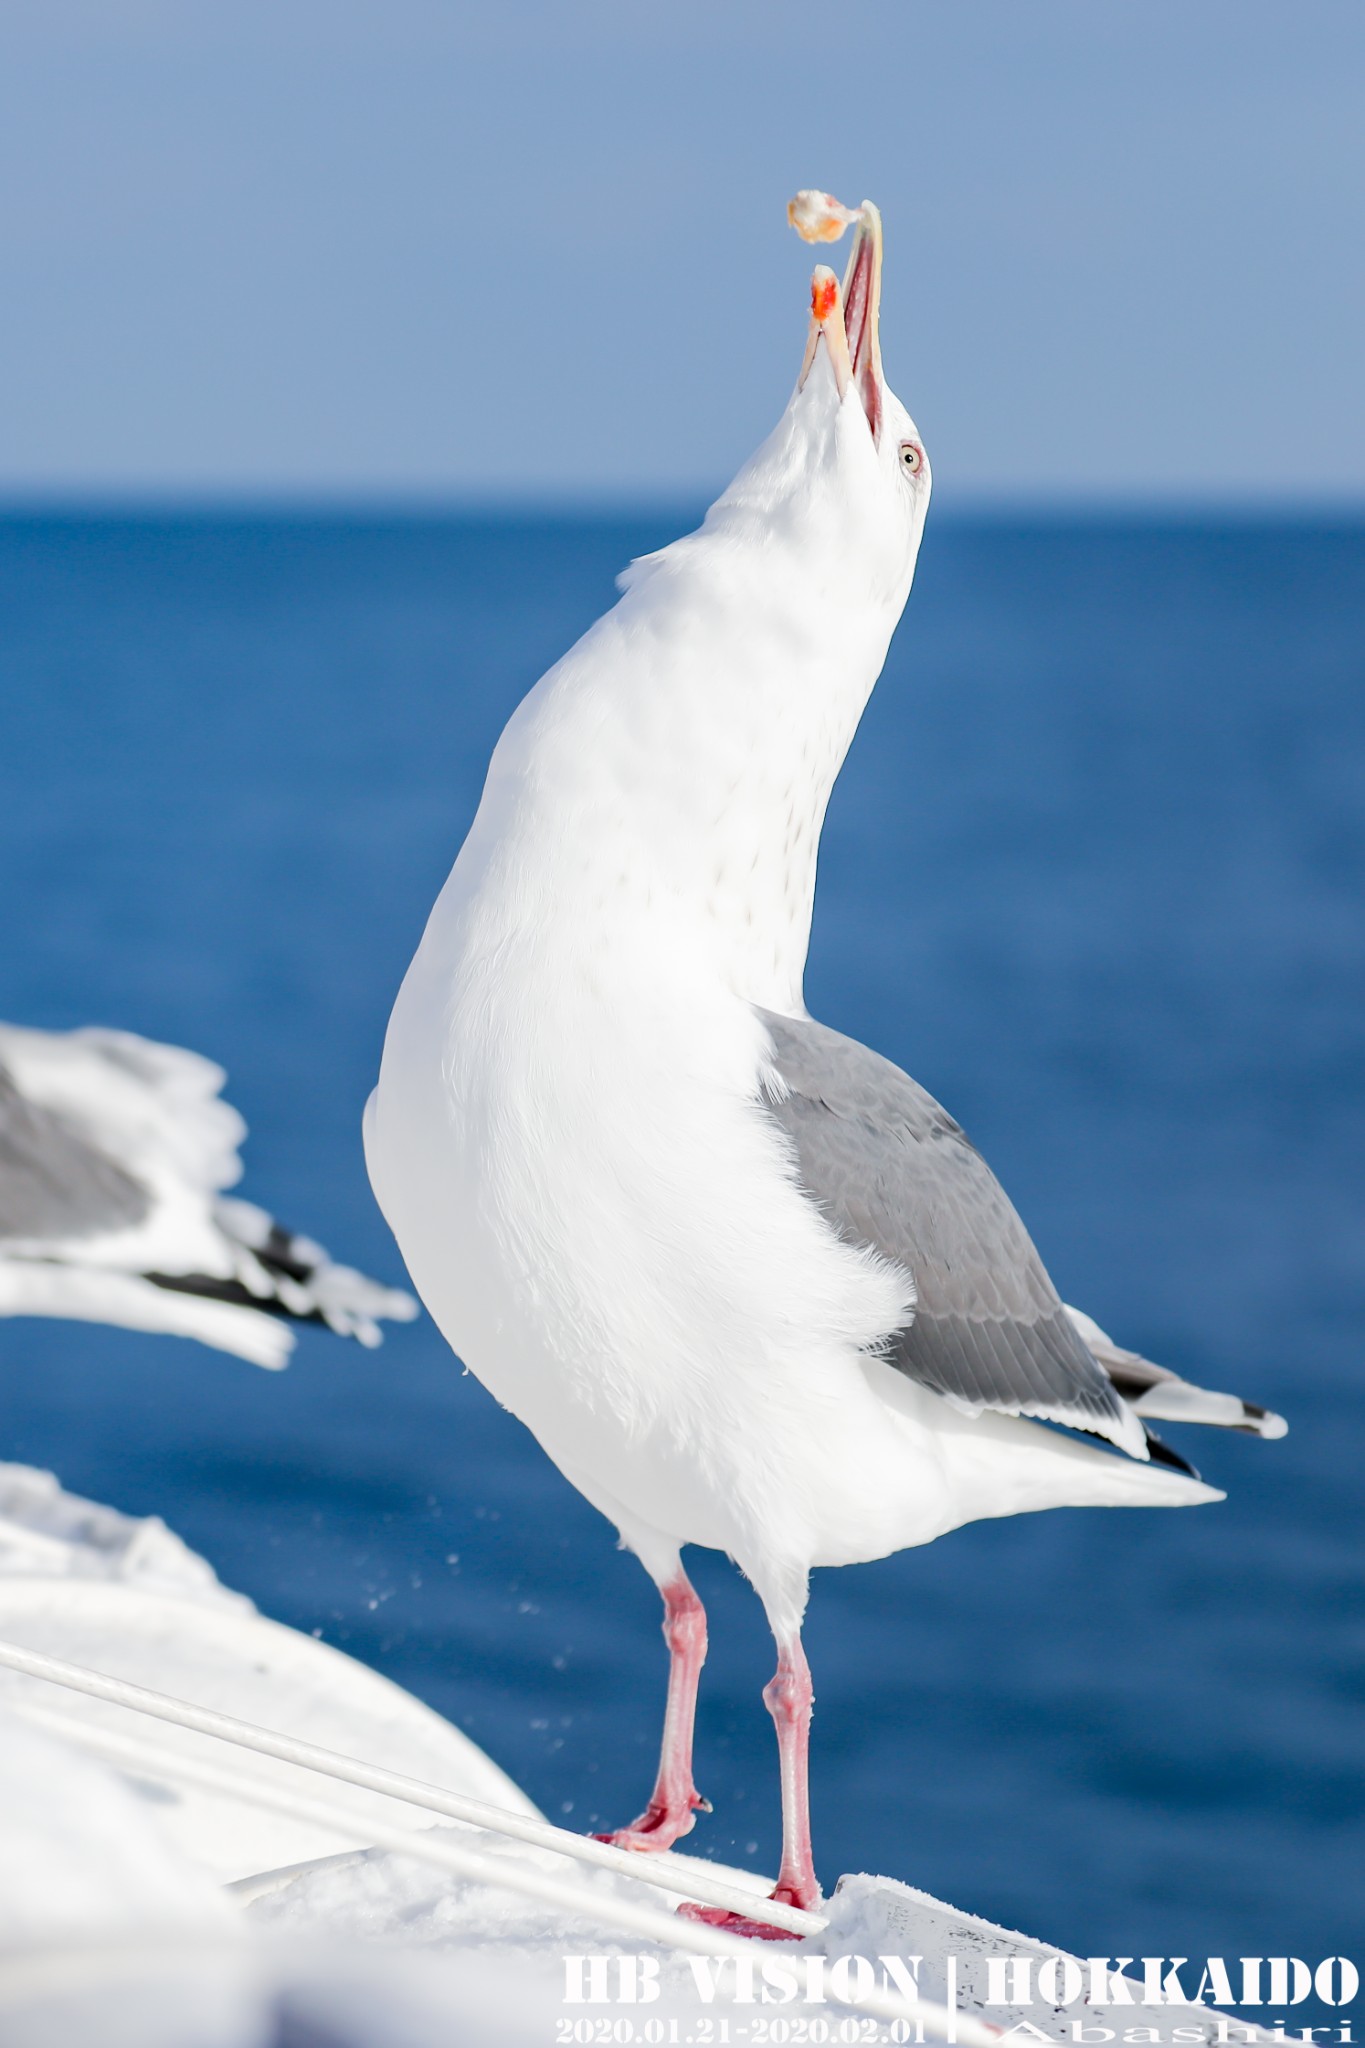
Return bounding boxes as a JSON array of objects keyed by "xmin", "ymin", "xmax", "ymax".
[{"xmin": 2, "ymin": 1, "xmax": 1362, "ymax": 504}]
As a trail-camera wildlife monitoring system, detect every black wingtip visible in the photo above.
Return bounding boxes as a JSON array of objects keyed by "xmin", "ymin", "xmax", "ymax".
[
  {"xmin": 1143, "ymin": 1425, "xmax": 1202, "ymax": 1480},
  {"xmin": 143, "ymin": 1270, "xmax": 330, "ymax": 1331}
]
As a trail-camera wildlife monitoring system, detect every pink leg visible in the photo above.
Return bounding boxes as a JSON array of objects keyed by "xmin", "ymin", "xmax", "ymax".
[
  {"xmin": 595, "ymin": 1571, "xmax": 709, "ymax": 1852},
  {"xmin": 679, "ymin": 1631, "xmax": 819, "ymax": 1939},
  {"xmin": 765, "ymin": 1635, "xmax": 818, "ymax": 1909}
]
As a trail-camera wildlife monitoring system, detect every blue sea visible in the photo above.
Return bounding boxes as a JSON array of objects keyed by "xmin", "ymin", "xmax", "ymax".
[{"xmin": 1, "ymin": 511, "xmax": 1361, "ymax": 2005}]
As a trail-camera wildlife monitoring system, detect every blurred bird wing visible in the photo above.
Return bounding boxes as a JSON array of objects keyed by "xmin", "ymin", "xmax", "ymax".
[{"xmin": 0, "ymin": 1022, "xmax": 416, "ymax": 1359}]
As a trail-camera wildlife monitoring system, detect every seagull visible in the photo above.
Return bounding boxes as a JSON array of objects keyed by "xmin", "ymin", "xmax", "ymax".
[
  {"xmin": 0, "ymin": 1020, "xmax": 416, "ymax": 1370},
  {"xmin": 366, "ymin": 199, "xmax": 1285, "ymax": 1929}
]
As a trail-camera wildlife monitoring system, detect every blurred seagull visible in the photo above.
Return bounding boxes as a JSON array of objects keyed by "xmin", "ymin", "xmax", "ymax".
[
  {"xmin": 366, "ymin": 200, "xmax": 1284, "ymax": 1926},
  {"xmin": 0, "ymin": 1020, "xmax": 416, "ymax": 1370}
]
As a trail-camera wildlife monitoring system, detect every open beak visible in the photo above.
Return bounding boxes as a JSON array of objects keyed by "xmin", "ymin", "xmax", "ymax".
[{"xmin": 796, "ymin": 202, "xmax": 883, "ymax": 441}]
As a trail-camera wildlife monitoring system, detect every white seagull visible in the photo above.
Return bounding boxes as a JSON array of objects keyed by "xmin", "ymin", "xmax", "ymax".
[
  {"xmin": 366, "ymin": 200, "xmax": 1285, "ymax": 1928},
  {"xmin": 0, "ymin": 1020, "xmax": 416, "ymax": 1370}
]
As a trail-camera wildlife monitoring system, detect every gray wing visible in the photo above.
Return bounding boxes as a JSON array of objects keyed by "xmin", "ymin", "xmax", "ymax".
[
  {"xmin": 0, "ymin": 1063, "xmax": 150, "ymax": 1243},
  {"xmin": 757, "ymin": 1010, "xmax": 1140, "ymax": 1453}
]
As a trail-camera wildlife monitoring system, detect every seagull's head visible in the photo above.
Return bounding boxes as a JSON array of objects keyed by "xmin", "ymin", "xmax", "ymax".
[{"xmin": 708, "ymin": 202, "xmax": 931, "ymax": 623}]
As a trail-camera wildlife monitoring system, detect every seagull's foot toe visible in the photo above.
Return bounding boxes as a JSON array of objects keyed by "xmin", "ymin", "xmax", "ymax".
[
  {"xmin": 676, "ymin": 1904, "xmax": 804, "ymax": 1942},
  {"xmin": 592, "ymin": 1791, "xmax": 707, "ymax": 1855}
]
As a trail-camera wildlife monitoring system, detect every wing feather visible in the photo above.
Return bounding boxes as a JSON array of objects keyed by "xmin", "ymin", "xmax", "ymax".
[
  {"xmin": 0, "ymin": 1063, "xmax": 150, "ymax": 1243},
  {"xmin": 757, "ymin": 1009, "xmax": 1145, "ymax": 1456}
]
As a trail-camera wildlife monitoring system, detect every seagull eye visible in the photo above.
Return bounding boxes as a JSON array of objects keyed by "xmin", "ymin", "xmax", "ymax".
[{"xmin": 899, "ymin": 441, "xmax": 923, "ymax": 477}]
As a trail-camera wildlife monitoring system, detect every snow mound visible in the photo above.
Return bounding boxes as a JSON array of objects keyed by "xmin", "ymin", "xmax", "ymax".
[
  {"xmin": 0, "ymin": 1576, "xmax": 540, "ymax": 1881},
  {"xmin": 826, "ymin": 1873, "xmax": 1254, "ymax": 2045},
  {"xmin": 0, "ymin": 1465, "xmax": 538, "ymax": 1883},
  {"xmin": 0, "ymin": 1711, "xmax": 562, "ymax": 2048},
  {"xmin": 0, "ymin": 1711, "xmax": 235, "ymax": 1947},
  {"xmin": 247, "ymin": 1832, "xmax": 766, "ymax": 1951},
  {"xmin": 0, "ymin": 1465, "xmax": 1266, "ymax": 2048},
  {"xmin": 0, "ymin": 1461, "xmax": 248, "ymax": 1608}
]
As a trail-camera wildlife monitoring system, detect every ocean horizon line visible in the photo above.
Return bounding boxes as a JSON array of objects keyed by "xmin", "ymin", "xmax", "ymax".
[{"xmin": 1, "ymin": 488, "xmax": 1363, "ymax": 529}]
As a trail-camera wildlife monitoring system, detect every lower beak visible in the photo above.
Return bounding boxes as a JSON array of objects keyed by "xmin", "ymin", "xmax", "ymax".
[{"xmin": 796, "ymin": 202, "xmax": 883, "ymax": 441}]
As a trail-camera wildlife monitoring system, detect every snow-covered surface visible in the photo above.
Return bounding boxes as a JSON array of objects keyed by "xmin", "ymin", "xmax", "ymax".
[
  {"xmin": 248, "ymin": 1829, "xmax": 773, "ymax": 1955},
  {"xmin": 822, "ymin": 1875, "xmax": 1257, "ymax": 2044},
  {"xmin": 0, "ymin": 1465, "xmax": 563, "ymax": 2044},
  {"xmin": 0, "ymin": 1712, "xmax": 559, "ymax": 2048},
  {"xmin": 0, "ymin": 1461, "xmax": 250, "ymax": 1609},
  {"xmin": 0, "ymin": 1713, "xmax": 237, "ymax": 1947},
  {"xmin": 0, "ymin": 1464, "xmax": 1262, "ymax": 2047},
  {"xmin": 248, "ymin": 1849, "xmax": 1256, "ymax": 2045},
  {"xmin": 0, "ymin": 1469, "xmax": 537, "ymax": 1882}
]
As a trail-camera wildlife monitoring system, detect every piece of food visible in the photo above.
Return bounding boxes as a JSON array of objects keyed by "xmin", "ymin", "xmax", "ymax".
[{"xmin": 786, "ymin": 189, "xmax": 861, "ymax": 244}]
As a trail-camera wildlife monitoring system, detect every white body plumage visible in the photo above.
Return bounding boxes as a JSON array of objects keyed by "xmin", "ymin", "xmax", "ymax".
[{"xmin": 365, "ymin": 317, "xmax": 1214, "ymax": 1638}]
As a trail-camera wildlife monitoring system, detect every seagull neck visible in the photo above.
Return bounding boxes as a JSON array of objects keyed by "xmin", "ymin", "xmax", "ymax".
[{"xmin": 538, "ymin": 569, "xmax": 894, "ymax": 1011}]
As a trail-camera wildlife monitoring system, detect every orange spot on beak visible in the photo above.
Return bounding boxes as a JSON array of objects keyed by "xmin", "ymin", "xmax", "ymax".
[{"xmin": 799, "ymin": 267, "xmax": 853, "ymax": 400}]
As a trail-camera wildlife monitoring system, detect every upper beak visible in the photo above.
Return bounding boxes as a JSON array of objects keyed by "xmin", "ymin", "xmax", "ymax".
[{"xmin": 796, "ymin": 201, "xmax": 883, "ymax": 441}]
